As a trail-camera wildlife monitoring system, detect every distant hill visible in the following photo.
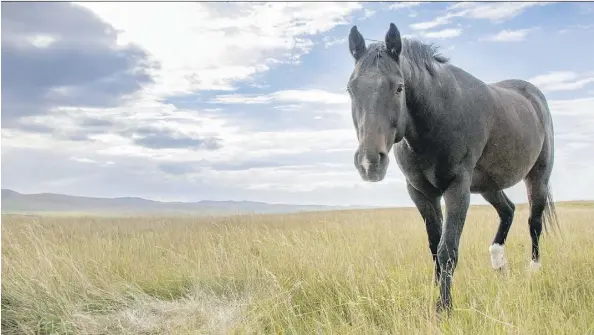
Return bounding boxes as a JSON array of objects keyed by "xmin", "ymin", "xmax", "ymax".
[{"xmin": 1, "ymin": 189, "xmax": 375, "ymax": 215}]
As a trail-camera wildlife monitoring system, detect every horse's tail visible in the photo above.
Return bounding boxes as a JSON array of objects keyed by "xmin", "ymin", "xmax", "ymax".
[{"xmin": 542, "ymin": 184, "xmax": 560, "ymax": 234}]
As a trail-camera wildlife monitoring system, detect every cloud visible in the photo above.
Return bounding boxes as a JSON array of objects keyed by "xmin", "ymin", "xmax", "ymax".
[
  {"xmin": 211, "ymin": 89, "xmax": 349, "ymax": 105},
  {"xmin": 1, "ymin": 2, "xmax": 155, "ymax": 127},
  {"xmin": 205, "ymin": 89, "xmax": 352, "ymax": 132},
  {"xmin": 323, "ymin": 36, "xmax": 347, "ymax": 48},
  {"xmin": 1, "ymin": 98, "xmax": 235, "ymax": 161},
  {"xmin": 2, "ymin": 2, "xmax": 362, "ymax": 175},
  {"xmin": 483, "ymin": 28, "xmax": 537, "ymax": 42},
  {"xmin": 388, "ymin": 2, "xmax": 423, "ymax": 10},
  {"xmin": 70, "ymin": 157, "xmax": 97, "ymax": 164},
  {"xmin": 577, "ymin": 3, "xmax": 594, "ymax": 14},
  {"xmin": 529, "ymin": 71, "xmax": 594, "ymax": 92},
  {"xmin": 70, "ymin": 156, "xmax": 115, "ymax": 167},
  {"xmin": 1, "ymin": 94, "xmax": 356, "ymax": 165},
  {"xmin": 558, "ymin": 23, "xmax": 594, "ymax": 34},
  {"xmin": 447, "ymin": 2, "xmax": 544, "ymax": 21},
  {"xmin": 76, "ymin": 2, "xmax": 364, "ymax": 97},
  {"xmin": 420, "ymin": 28, "xmax": 462, "ymax": 39},
  {"xmin": 548, "ymin": 97, "xmax": 594, "ymax": 116},
  {"xmin": 130, "ymin": 127, "xmax": 223, "ymax": 151},
  {"xmin": 410, "ymin": 16, "xmax": 452, "ymax": 31},
  {"xmin": 410, "ymin": 2, "xmax": 545, "ymax": 31},
  {"xmin": 362, "ymin": 9, "xmax": 376, "ymax": 20}
]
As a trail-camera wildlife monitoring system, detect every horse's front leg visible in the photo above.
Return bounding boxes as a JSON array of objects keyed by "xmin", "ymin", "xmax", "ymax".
[
  {"xmin": 406, "ymin": 182, "xmax": 443, "ymax": 285},
  {"xmin": 436, "ymin": 172, "xmax": 471, "ymax": 315}
]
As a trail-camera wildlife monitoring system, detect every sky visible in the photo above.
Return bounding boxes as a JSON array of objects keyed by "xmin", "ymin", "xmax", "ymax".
[{"xmin": 2, "ymin": 1, "xmax": 594, "ymax": 207}]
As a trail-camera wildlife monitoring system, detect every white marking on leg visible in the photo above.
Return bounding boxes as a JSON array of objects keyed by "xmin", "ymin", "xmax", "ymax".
[
  {"xmin": 361, "ymin": 154, "xmax": 370, "ymax": 173},
  {"xmin": 529, "ymin": 260, "xmax": 541, "ymax": 271},
  {"xmin": 489, "ymin": 243, "xmax": 506, "ymax": 270}
]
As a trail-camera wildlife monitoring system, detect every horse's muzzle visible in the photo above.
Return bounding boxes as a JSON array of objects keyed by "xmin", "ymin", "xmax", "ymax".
[{"xmin": 354, "ymin": 150, "xmax": 389, "ymax": 182}]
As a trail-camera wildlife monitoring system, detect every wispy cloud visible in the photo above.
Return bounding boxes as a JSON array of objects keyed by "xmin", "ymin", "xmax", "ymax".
[
  {"xmin": 548, "ymin": 97, "xmax": 594, "ymax": 116},
  {"xmin": 483, "ymin": 28, "xmax": 537, "ymax": 42},
  {"xmin": 411, "ymin": 16, "xmax": 451, "ymax": 30},
  {"xmin": 558, "ymin": 23, "xmax": 594, "ymax": 34},
  {"xmin": 388, "ymin": 2, "xmax": 422, "ymax": 10},
  {"xmin": 577, "ymin": 3, "xmax": 594, "ymax": 14},
  {"xmin": 70, "ymin": 157, "xmax": 97, "ymax": 164},
  {"xmin": 411, "ymin": 2, "xmax": 546, "ymax": 31},
  {"xmin": 420, "ymin": 28, "xmax": 462, "ymax": 39},
  {"xmin": 211, "ymin": 89, "xmax": 349, "ymax": 105},
  {"xmin": 323, "ymin": 36, "xmax": 347, "ymax": 48},
  {"xmin": 70, "ymin": 157, "xmax": 115, "ymax": 166},
  {"xmin": 529, "ymin": 71, "xmax": 594, "ymax": 92},
  {"xmin": 362, "ymin": 8, "xmax": 376, "ymax": 19}
]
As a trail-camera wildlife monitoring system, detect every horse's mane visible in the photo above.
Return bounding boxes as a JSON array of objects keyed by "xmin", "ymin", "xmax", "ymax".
[
  {"xmin": 359, "ymin": 38, "xmax": 449, "ymax": 76},
  {"xmin": 404, "ymin": 38, "xmax": 449, "ymax": 63}
]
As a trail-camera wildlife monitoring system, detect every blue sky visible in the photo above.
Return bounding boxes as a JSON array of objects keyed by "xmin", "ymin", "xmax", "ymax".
[{"xmin": 2, "ymin": 1, "xmax": 594, "ymax": 206}]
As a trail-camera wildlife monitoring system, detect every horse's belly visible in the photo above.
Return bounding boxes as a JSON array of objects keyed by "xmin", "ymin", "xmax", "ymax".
[
  {"xmin": 470, "ymin": 168, "xmax": 524, "ymax": 193},
  {"xmin": 470, "ymin": 144, "xmax": 541, "ymax": 193}
]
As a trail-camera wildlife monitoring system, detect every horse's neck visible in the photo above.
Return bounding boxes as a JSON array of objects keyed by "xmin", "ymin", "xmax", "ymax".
[{"xmin": 401, "ymin": 57, "xmax": 446, "ymax": 152}]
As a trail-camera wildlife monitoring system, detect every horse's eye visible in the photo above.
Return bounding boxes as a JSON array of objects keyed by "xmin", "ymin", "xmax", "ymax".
[{"xmin": 396, "ymin": 84, "xmax": 404, "ymax": 93}]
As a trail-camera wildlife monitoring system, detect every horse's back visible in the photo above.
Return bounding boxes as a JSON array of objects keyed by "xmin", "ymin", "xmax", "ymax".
[
  {"xmin": 494, "ymin": 79, "xmax": 556, "ymax": 180},
  {"xmin": 470, "ymin": 79, "xmax": 552, "ymax": 193},
  {"xmin": 490, "ymin": 79, "xmax": 554, "ymax": 160},
  {"xmin": 490, "ymin": 79, "xmax": 553, "ymax": 131}
]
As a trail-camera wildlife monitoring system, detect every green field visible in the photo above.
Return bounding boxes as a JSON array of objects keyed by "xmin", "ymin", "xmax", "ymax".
[{"xmin": 2, "ymin": 202, "xmax": 594, "ymax": 334}]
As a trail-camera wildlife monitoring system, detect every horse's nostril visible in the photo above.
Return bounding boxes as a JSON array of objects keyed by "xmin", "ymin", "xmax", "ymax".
[{"xmin": 378, "ymin": 152, "xmax": 387, "ymax": 162}]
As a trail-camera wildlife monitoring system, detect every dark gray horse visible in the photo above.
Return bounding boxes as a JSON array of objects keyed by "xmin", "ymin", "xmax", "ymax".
[{"xmin": 346, "ymin": 23, "xmax": 559, "ymax": 314}]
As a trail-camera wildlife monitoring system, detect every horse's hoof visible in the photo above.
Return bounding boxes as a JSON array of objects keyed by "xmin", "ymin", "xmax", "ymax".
[
  {"xmin": 495, "ymin": 262, "xmax": 510, "ymax": 277},
  {"xmin": 436, "ymin": 298, "xmax": 452, "ymax": 319}
]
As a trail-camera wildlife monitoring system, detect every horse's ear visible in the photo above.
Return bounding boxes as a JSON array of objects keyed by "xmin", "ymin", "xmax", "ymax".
[
  {"xmin": 349, "ymin": 25, "xmax": 366, "ymax": 61},
  {"xmin": 385, "ymin": 23, "xmax": 402, "ymax": 61}
]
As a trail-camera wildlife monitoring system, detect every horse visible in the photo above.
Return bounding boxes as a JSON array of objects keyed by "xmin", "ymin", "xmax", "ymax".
[{"xmin": 345, "ymin": 23, "xmax": 559, "ymax": 314}]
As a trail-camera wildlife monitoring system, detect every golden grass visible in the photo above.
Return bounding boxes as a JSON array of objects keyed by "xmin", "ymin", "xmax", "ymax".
[{"xmin": 2, "ymin": 204, "xmax": 594, "ymax": 334}]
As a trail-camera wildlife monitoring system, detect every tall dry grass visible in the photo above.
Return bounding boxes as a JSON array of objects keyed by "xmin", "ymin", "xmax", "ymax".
[{"xmin": 2, "ymin": 204, "xmax": 594, "ymax": 334}]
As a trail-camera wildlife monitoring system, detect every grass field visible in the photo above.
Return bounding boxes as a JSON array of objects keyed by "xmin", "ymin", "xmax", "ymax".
[{"xmin": 2, "ymin": 202, "xmax": 594, "ymax": 334}]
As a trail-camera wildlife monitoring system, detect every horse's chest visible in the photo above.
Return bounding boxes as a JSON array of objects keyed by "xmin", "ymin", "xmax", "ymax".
[
  {"xmin": 423, "ymin": 165, "xmax": 452, "ymax": 190},
  {"xmin": 395, "ymin": 144, "xmax": 456, "ymax": 192}
]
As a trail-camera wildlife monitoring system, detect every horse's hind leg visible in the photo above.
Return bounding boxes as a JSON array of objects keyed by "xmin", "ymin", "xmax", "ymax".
[
  {"xmin": 524, "ymin": 176, "xmax": 549, "ymax": 270},
  {"xmin": 524, "ymin": 141, "xmax": 554, "ymax": 270},
  {"xmin": 482, "ymin": 191, "xmax": 515, "ymax": 272}
]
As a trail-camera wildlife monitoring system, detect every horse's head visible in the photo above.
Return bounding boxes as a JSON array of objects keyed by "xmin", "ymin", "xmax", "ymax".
[{"xmin": 347, "ymin": 23, "xmax": 408, "ymax": 182}]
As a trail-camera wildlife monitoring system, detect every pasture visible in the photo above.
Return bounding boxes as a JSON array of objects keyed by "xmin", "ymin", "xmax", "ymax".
[{"xmin": 2, "ymin": 202, "xmax": 594, "ymax": 334}]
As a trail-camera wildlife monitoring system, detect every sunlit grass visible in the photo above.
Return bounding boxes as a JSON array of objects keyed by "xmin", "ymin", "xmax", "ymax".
[{"xmin": 2, "ymin": 203, "xmax": 594, "ymax": 334}]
